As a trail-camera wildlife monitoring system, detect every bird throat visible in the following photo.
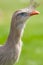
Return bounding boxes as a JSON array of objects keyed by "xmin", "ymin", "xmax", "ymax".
[{"xmin": 7, "ymin": 20, "xmax": 25, "ymax": 46}]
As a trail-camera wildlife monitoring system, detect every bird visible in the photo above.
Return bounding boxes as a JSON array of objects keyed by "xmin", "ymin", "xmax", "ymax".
[{"xmin": 0, "ymin": 1, "xmax": 40, "ymax": 65}]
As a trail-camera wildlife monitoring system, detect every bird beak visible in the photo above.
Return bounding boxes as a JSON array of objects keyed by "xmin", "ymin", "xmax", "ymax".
[{"xmin": 30, "ymin": 10, "xmax": 40, "ymax": 16}]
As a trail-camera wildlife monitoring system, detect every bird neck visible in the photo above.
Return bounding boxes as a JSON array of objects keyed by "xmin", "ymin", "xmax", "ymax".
[{"xmin": 6, "ymin": 17, "xmax": 25, "ymax": 46}]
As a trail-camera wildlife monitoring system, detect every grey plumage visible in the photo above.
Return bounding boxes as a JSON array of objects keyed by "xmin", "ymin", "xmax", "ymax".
[
  {"xmin": 0, "ymin": 40, "xmax": 22, "ymax": 65},
  {"xmin": 0, "ymin": 0, "xmax": 40, "ymax": 65}
]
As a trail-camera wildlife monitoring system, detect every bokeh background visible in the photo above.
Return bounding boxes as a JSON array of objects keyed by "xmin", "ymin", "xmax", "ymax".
[{"xmin": 0, "ymin": 0, "xmax": 43, "ymax": 65}]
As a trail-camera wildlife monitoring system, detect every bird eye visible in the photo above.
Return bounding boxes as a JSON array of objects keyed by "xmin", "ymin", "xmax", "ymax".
[
  {"xmin": 17, "ymin": 12, "xmax": 27, "ymax": 16},
  {"xmin": 20, "ymin": 13, "xmax": 25, "ymax": 16}
]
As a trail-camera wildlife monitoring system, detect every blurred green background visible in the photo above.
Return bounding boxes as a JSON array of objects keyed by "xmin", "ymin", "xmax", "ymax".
[{"xmin": 0, "ymin": 0, "xmax": 43, "ymax": 65}]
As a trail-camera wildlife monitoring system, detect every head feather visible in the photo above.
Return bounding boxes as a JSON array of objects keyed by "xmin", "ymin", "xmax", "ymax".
[{"xmin": 29, "ymin": 0, "xmax": 39, "ymax": 9}]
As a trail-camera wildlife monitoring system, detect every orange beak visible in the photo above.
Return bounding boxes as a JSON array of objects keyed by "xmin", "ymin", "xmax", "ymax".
[{"xmin": 30, "ymin": 10, "xmax": 40, "ymax": 16}]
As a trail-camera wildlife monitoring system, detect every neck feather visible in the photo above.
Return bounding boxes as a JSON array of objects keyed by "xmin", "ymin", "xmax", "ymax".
[{"xmin": 6, "ymin": 16, "xmax": 25, "ymax": 46}]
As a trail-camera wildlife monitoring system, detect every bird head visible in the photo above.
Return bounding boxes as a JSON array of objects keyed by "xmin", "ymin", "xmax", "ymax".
[
  {"xmin": 11, "ymin": 0, "xmax": 40, "ymax": 29},
  {"xmin": 14, "ymin": 7, "xmax": 40, "ymax": 23}
]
